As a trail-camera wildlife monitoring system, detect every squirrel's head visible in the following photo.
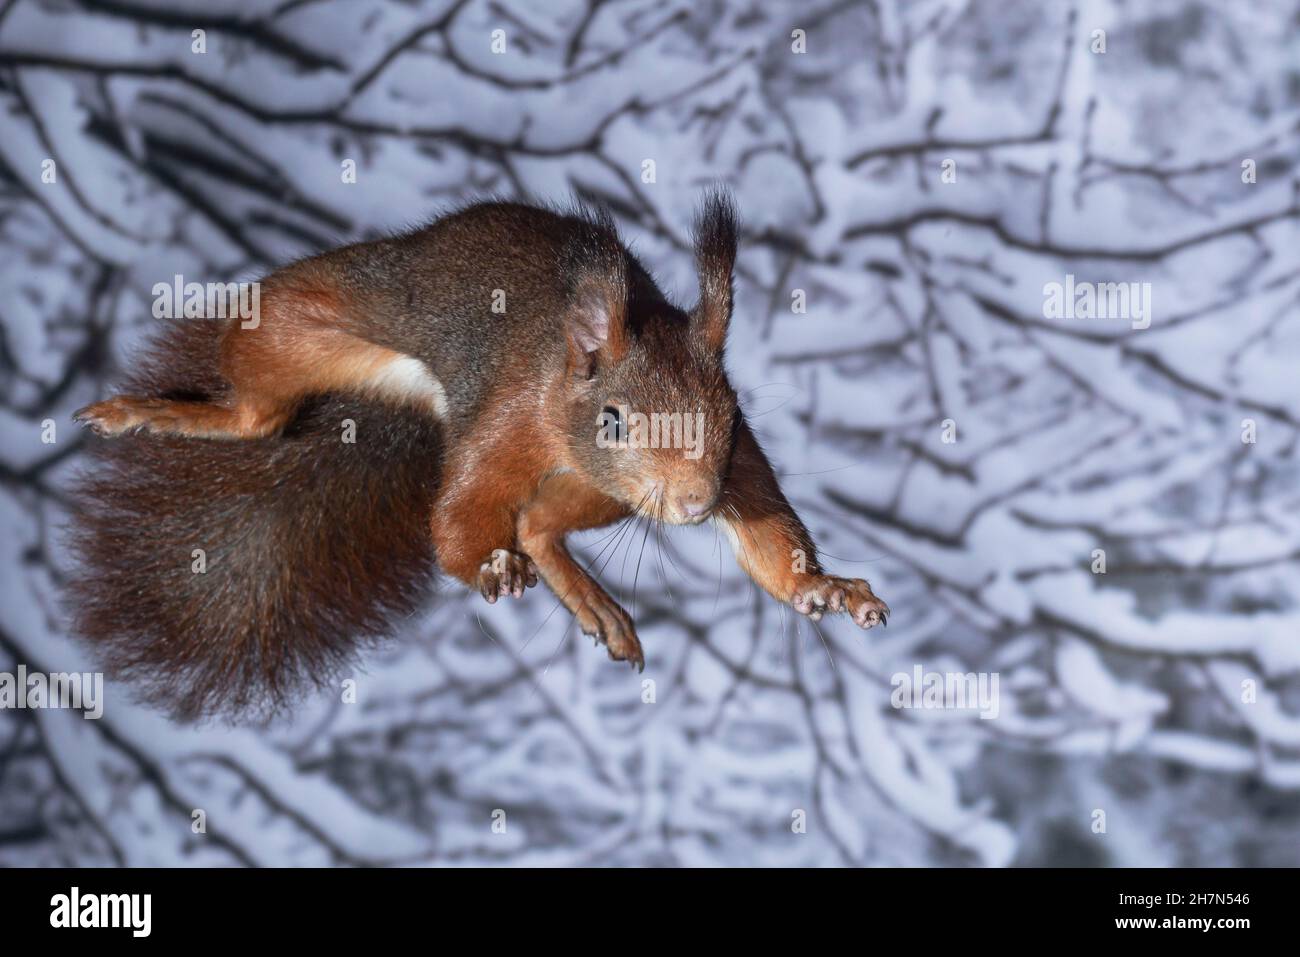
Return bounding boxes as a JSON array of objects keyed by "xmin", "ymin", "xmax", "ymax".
[{"xmin": 558, "ymin": 193, "xmax": 740, "ymax": 526}]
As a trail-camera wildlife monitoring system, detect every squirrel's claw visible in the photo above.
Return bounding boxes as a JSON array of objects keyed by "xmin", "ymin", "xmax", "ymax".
[{"xmin": 74, "ymin": 401, "xmax": 137, "ymax": 437}]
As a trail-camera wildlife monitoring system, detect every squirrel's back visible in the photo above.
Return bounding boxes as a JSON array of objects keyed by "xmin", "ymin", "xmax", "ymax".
[{"xmin": 315, "ymin": 201, "xmax": 664, "ymax": 427}]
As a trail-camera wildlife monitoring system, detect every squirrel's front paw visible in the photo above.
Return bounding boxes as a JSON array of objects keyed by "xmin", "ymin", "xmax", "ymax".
[
  {"xmin": 575, "ymin": 590, "xmax": 644, "ymax": 672},
  {"xmin": 477, "ymin": 549, "xmax": 538, "ymax": 603},
  {"xmin": 791, "ymin": 575, "xmax": 889, "ymax": 629}
]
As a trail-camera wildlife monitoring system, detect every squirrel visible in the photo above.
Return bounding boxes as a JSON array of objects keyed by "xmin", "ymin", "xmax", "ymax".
[{"xmin": 68, "ymin": 193, "xmax": 889, "ymax": 721}]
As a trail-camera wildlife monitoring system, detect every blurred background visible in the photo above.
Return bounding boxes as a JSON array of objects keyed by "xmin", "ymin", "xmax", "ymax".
[{"xmin": 1, "ymin": 0, "xmax": 1299, "ymax": 866}]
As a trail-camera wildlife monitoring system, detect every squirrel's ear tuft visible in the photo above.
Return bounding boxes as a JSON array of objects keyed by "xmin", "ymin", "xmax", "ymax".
[
  {"xmin": 690, "ymin": 188, "xmax": 738, "ymax": 354},
  {"xmin": 564, "ymin": 207, "xmax": 629, "ymax": 375}
]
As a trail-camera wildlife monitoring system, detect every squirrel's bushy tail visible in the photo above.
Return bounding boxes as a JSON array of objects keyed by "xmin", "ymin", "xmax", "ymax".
[{"xmin": 66, "ymin": 319, "xmax": 443, "ymax": 722}]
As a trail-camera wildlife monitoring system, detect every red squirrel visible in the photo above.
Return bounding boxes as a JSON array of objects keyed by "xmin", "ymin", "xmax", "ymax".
[{"xmin": 69, "ymin": 194, "xmax": 888, "ymax": 720}]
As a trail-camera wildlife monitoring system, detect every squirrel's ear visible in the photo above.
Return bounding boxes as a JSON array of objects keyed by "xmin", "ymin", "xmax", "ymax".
[
  {"xmin": 564, "ymin": 210, "xmax": 629, "ymax": 376},
  {"xmin": 566, "ymin": 276, "xmax": 628, "ymax": 376},
  {"xmin": 690, "ymin": 189, "xmax": 737, "ymax": 354}
]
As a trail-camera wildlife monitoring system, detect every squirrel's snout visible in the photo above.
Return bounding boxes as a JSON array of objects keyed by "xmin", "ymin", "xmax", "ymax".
[{"xmin": 673, "ymin": 481, "xmax": 719, "ymax": 523}]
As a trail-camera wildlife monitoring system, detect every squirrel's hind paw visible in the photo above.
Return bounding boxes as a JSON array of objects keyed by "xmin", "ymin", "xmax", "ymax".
[
  {"xmin": 74, "ymin": 399, "xmax": 153, "ymax": 437},
  {"xmin": 73, "ymin": 396, "xmax": 242, "ymax": 439}
]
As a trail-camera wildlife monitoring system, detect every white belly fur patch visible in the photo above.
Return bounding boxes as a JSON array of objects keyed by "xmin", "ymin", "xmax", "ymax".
[{"xmin": 369, "ymin": 355, "xmax": 449, "ymax": 419}]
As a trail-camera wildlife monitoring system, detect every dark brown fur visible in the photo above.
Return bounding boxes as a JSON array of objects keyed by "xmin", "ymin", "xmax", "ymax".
[{"xmin": 67, "ymin": 319, "xmax": 442, "ymax": 721}]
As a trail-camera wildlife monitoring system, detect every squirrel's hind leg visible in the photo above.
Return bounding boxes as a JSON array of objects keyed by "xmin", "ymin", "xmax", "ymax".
[
  {"xmin": 73, "ymin": 394, "xmax": 292, "ymax": 439},
  {"xmin": 76, "ymin": 268, "xmax": 447, "ymax": 440}
]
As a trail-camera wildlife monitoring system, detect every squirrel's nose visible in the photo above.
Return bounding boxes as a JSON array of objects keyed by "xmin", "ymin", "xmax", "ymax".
[{"xmin": 676, "ymin": 483, "xmax": 717, "ymax": 519}]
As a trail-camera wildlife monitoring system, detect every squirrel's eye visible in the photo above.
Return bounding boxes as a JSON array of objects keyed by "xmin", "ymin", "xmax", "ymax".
[{"xmin": 602, "ymin": 405, "xmax": 626, "ymax": 440}]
